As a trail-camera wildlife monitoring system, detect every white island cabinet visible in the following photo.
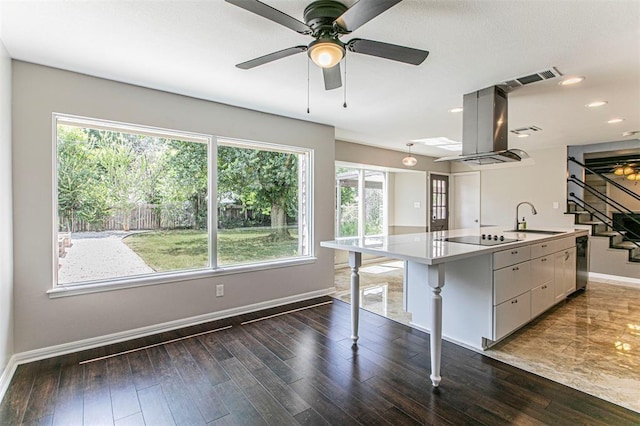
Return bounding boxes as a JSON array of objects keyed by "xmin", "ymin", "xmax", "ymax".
[{"xmin": 321, "ymin": 226, "xmax": 587, "ymax": 387}]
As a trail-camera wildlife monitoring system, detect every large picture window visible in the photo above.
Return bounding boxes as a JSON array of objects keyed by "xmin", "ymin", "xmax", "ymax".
[{"xmin": 55, "ymin": 115, "xmax": 312, "ymax": 287}]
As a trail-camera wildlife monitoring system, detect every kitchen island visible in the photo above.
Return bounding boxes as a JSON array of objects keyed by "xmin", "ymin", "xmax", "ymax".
[{"xmin": 321, "ymin": 226, "xmax": 588, "ymax": 387}]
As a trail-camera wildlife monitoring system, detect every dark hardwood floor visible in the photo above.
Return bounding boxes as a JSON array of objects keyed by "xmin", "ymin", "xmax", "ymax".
[{"xmin": 1, "ymin": 297, "xmax": 639, "ymax": 425}]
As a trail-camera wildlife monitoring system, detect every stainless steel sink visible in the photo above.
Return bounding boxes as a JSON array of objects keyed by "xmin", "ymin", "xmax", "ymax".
[{"xmin": 505, "ymin": 229, "xmax": 565, "ymax": 235}]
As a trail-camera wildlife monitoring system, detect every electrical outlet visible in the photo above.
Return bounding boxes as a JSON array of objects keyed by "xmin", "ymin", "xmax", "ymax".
[{"xmin": 216, "ymin": 284, "xmax": 224, "ymax": 297}]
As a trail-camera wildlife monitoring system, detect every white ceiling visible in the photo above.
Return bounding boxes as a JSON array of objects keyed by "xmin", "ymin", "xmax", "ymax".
[{"xmin": 1, "ymin": 0, "xmax": 639, "ymax": 157}]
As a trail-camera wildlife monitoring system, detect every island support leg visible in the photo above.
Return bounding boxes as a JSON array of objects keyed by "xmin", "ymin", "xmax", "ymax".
[
  {"xmin": 427, "ymin": 263, "xmax": 445, "ymax": 387},
  {"xmin": 349, "ymin": 251, "xmax": 362, "ymax": 344}
]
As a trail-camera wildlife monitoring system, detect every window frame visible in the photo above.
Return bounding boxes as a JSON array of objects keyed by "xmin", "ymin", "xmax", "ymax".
[{"xmin": 50, "ymin": 113, "xmax": 315, "ymax": 297}]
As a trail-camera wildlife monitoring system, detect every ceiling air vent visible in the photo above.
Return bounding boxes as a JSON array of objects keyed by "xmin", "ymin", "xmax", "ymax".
[
  {"xmin": 502, "ymin": 67, "xmax": 562, "ymax": 90},
  {"xmin": 510, "ymin": 126, "xmax": 542, "ymax": 135}
]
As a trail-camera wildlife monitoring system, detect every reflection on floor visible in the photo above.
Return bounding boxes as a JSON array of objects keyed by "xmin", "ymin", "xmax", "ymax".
[{"xmin": 333, "ymin": 259, "xmax": 640, "ymax": 413}]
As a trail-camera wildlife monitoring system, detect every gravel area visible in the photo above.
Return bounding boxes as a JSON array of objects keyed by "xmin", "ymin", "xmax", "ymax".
[{"xmin": 58, "ymin": 231, "xmax": 154, "ymax": 284}]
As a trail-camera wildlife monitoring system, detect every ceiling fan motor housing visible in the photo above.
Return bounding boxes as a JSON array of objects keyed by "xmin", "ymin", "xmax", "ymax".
[{"xmin": 303, "ymin": 0, "xmax": 348, "ymax": 36}]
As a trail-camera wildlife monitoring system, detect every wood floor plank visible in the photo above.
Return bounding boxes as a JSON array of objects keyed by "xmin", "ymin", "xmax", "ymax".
[
  {"xmin": 163, "ymin": 340, "xmax": 229, "ymax": 423},
  {"xmin": 293, "ymin": 407, "xmax": 330, "ymax": 426},
  {"xmin": 114, "ymin": 411, "xmax": 145, "ymax": 426},
  {"xmin": 82, "ymin": 360, "xmax": 114, "ymax": 426},
  {"xmin": 182, "ymin": 336, "xmax": 230, "ymax": 387},
  {"xmin": 51, "ymin": 353, "xmax": 84, "ymax": 426},
  {"xmin": 21, "ymin": 356, "xmax": 61, "ymax": 424},
  {"xmin": 289, "ymin": 378, "xmax": 360, "ymax": 425},
  {"xmin": 107, "ymin": 354, "xmax": 141, "ymax": 421},
  {"xmin": 0, "ymin": 360, "xmax": 39, "ymax": 424},
  {"xmin": 219, "ymin": 356, "xmax": 298, "ymax": 425},
  {"xmin": 127, "ymin": 349, "xmax": 158, "ymax": 391},
  {"xmin": 137, "ymin": 384, "xmax": 175, "ymax": 426},
  {"xmin": 211, "ymin": 380, "xmax": 267, "ymax": 426},
  {"xmin": 146, "ymin": 344, "xmax": 207, "ymax": 425}
]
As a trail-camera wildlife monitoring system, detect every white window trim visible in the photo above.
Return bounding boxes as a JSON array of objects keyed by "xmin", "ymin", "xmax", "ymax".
[{"xmin": 52, "ymin": 113, "xmax": 315, "ymax": 294}]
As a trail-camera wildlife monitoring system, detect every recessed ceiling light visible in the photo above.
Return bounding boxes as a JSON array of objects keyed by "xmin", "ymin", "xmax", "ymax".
[
  {"xmin": 586, "ymin": 101, "xmax": 608, "ymax": 108},
  {"xmin": 412, "ymin": 137, "xmax": 460, "ymax": 146},
  {"xmin": 607, "ymin": 118, "xmax": 624, "ymax": 124},
  {"xmin": 559, "ymin": 76, "xmax": 585, "ymax": 86},
  {"xmin": 516, "ymin": 134, "xmax": 530, "ymax": 138},
  {"xmin": 448, "ymin": 107, "xmax": 463, "ymax": 113}
]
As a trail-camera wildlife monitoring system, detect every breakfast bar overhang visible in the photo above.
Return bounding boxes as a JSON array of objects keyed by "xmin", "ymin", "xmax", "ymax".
[{"xmin": 321, "ymin": 226, "xmax": 588, "ymax": 387}]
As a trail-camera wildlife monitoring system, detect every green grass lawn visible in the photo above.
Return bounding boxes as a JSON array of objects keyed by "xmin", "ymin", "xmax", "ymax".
[{"xmin": 123, "ymin": 228, "xmax": 299, "ymax": 271}]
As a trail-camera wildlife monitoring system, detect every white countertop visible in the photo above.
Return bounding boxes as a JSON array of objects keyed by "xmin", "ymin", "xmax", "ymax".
[{"xmin": 320, "ymin": 226, "xmax": 589, "ymax": 265}]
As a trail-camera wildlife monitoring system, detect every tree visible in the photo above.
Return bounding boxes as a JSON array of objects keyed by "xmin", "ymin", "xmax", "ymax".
[{"xmin": 217, "ymin": 145, "xmax": 298, "ymax": 240}]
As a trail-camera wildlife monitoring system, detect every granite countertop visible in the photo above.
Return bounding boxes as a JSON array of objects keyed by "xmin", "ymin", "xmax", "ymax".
[{"xmin": 320, "ymin": 226, "xmax": 589, "ymax": 265}]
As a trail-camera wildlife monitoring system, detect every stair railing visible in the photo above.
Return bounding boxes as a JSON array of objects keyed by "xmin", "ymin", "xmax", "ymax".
[
  {"xmin": 568, "ymin": 174, "xmax": 640, "ymax": 233},
  {"xmin": 569, "ymin": 193, "xmax": 640, "ymax": 249},
  {"xmin": 568, "ymin": 156, "xmax": 640, "ymax": 203}
]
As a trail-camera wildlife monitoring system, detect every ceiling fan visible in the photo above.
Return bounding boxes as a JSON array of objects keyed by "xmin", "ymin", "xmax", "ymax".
[{"xmin": 226, "ymin": 0, "xmax": 429, "ymax": 90}]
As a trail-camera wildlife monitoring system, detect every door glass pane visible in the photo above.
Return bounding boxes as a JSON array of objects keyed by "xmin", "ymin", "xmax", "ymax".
[
  {"xmin": 336, "ymin": 167, "xmax": 359, "ymax": 237},
  {"xmin": 364, "ymin": 171, "xmax": 384, "ymax": 236}
]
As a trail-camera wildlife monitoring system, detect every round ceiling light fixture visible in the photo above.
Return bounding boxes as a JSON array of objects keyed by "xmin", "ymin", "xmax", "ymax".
[
  {"xmin": 308, "ymin": 39, "xmax": 344, "ymax": 68},
  {"xmin": 449, "ymin": 107, "xmax": 463, "ymax": 113},
  {"xmin": 607, "ymin": 118, "xmax": 624, "ymax": 124},
  {"xmin": 586, "ymin": 101, "xmax": 608, "ymax": 108},
  {"xmin": 516, "ymin": 134, "xmax": 530, "ymax": 138},
  {"xmin": 402, "ymin": 143, "xmax": 418, "ymax": 167},
  {"xmin": 559, "ymin": 76, "xmax": 585, "ymax": 86}
]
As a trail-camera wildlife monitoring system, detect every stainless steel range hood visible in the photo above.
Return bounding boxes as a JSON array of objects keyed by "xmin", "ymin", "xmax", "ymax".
[{"xmin": 436, "ymin": 86, "xmax": 528, "ymax": 164}]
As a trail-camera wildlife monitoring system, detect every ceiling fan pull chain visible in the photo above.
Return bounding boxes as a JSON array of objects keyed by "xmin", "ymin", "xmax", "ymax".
[
  {"xmin": 307, "ymin": 56, "xmax": 310, "ymax": 114},
  {"xmin": 343, "ymin": 56, "xmax": 348, "ymax": 108}
]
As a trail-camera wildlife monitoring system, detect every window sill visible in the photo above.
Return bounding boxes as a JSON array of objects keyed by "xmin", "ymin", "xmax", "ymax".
[{"xmin": 47, "ymin": 257, "xmax": 317, "ymax": 299}]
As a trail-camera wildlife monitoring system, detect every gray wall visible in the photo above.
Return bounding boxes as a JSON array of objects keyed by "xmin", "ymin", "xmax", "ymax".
[
  {"xmin": 12, "ymin": 61, "xmax": 335, "ymax": 353},
  {"xmin": 0, "ymin": 39, "xmax": 14, "ymax": 374},
  {"xmin": 336, "ymin": 140, "xmax": 450, "ymax": 174}
]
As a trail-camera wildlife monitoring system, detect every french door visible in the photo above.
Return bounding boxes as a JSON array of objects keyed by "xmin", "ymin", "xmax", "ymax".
[{"xmin": 429, "ymin": 173, "xmax": 449, "ymax": 231}]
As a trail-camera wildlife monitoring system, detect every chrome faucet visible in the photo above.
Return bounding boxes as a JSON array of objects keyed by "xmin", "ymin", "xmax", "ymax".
[{"xmin": 515, "ymin": 202, "xmax": 538, "ymax": 230}]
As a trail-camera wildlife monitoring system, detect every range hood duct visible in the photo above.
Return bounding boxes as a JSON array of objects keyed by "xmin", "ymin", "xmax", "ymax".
[{"xmin": 436, "ymin": 86, "xmax": 528, "ymax": 164}]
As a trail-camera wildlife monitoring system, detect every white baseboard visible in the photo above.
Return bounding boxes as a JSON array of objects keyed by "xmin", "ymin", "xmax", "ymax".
[
  {"xmin": 0, "ymin": 355, "xmax": 17, "ymax": 403},
  {"xmin": 4, "ymin": 288, "xmax": 335, "ymax": 393},
  {"xmin": 589, "ymin": 272, "xmax": 640, "ymax": 288}
]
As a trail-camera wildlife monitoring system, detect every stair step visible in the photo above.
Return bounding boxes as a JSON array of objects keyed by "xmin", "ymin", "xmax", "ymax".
[
  {"xmin": 595, "ymin": 231, "xmax": 627, "ymax": 237},
  {"xmin": 581, "ymin": 221, "xmax": 604, "ymax": 225},
  {"xmin": 612, "ymin": 241, "xmax": 640, "ymax": 250}
]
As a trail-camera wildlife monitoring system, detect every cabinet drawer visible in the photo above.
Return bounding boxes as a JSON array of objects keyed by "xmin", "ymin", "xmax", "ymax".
[
  {"xmin": 531, "ymin": 281, "xmax": 554, "ymax": 318},
  {"xmin": 494, "ymin": 261, "xmax": 531, "ymax": 305},
  {"xmin": 494, "ymin": 291, "xmax": 531, "ymax": 341},
  {"xmin": 557, "ymin": 236, "xmax": 575, "ymax": 251},
  {"xmin": 531, "ymin": 255, "xmax": 554, "ymax": 286},
  {"xmin": 493, "ymin": 246, "xmax": 531, "ymax": 270},
  {"xmin": 530, "ymin": 240, "xmax": 557, "ymax": 259}
]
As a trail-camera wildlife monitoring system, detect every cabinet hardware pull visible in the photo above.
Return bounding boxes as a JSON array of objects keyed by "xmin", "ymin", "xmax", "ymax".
[
  {"xmin": 511, "ymin": 251, "xmax": 518, "ymax": 255},
  {"xmin": 542, "ymin": 244, "xmax": 547, "ymax": 248},
  {"xmin": 541, "ymin": 258, "xmax": 547, "ymax": 262},
  {"xmin": 542, "ymin": 285, "xmax": 547, "ymax": 289},
  {"xmin": 513, "ymin": 267, "xmax": 519, "ymax": 271},
  {"xmin": 512, "ymin": 299, "xmax": 518, "ymax": 304}
]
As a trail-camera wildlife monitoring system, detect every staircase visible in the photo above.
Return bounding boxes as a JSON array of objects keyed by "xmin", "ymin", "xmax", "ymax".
[{"xmin": 566, "ymin": 157, "xmax": 640, "ymax": 278}]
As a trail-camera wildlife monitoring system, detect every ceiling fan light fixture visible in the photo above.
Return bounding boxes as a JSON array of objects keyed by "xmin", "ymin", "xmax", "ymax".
[{"xmin": 308, "ymin": 39, "xmax": 344, "ymax": 68}]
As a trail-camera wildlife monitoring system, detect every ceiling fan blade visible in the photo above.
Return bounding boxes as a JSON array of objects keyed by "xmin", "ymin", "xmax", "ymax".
[
  {"xmin": 335, "ymin": 0, "xmax": 402, "ymax": 32},
  {"xmin": 323, "ymin": 64, "xmax": 342, "ymax": 90},
  {"xmin": 225, "ymin": 0, "xmax": 311, "ymax": 34},
  {"xmin": 347, "ymin": 38, "xmax": 429, "ymax": 65},
  {"xmin": 236, "ymin": 46, "xmax": 308, "ymax": 70}
]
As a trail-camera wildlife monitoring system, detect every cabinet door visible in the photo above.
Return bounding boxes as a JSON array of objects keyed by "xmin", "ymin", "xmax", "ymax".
[
  {"xmin": 553, "ymin": 252, "xmax": 565, "ymax": 302},
  {"xmin": 563, "ymin": 247, "xmax": 577, "ymax": 295},
  {"xmin": 531, "ymin": 281, "xmax": 554, "ymax": 318},
  {"xmin": 494, "ymin": 291, "xmax": 531, "ymax": 341}
]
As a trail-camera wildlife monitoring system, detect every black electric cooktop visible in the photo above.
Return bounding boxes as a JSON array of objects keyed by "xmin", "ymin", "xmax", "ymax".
[{"xmin": 442, "ymin": 235, "xmax": 519, "ymax": 246}]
